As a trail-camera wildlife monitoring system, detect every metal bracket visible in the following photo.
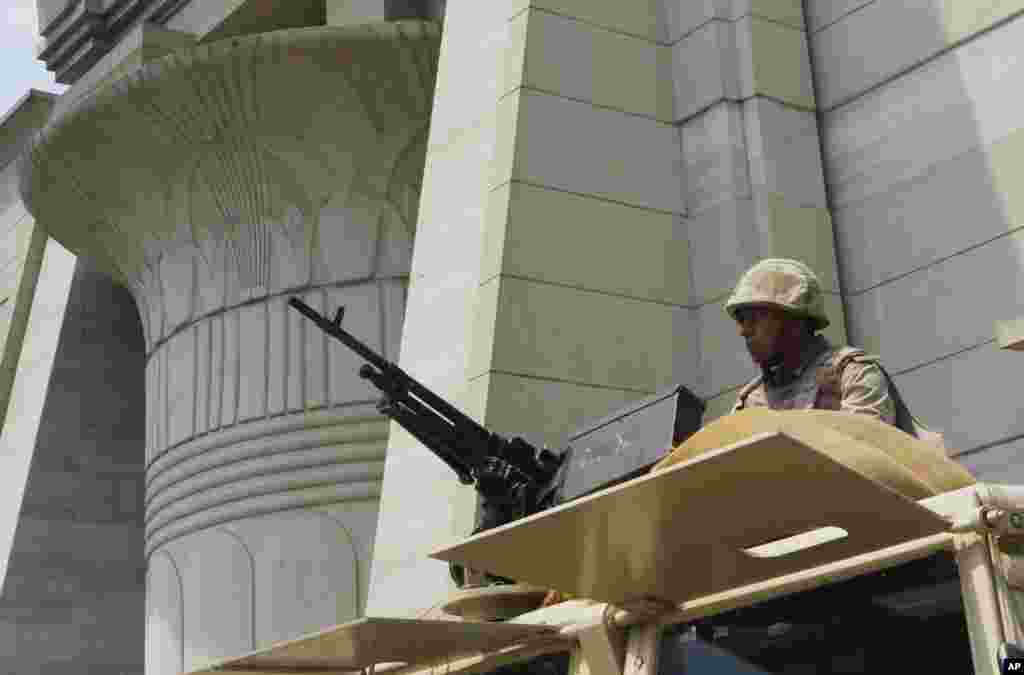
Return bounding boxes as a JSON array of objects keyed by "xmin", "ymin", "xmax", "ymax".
[
  {"xmin": 952, "ymin": 507, "xmax": 1024, "ymax": 537},
  {"xmin": 577, "ymin": 623, "xmax": 626, "ymax": 675},
  {"xmin": 981, "ymin": 508, "xmax": 1024, "ymax": 536},
  {"xmin": 623, "ymin": 624, "xmax": 663, "ymax": 675}
]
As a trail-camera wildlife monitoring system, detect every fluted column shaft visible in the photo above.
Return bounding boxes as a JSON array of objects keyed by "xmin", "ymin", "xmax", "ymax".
[
  {"xmin": 142, "ymin": 278, "xmax": 402, "ymax": 672},
  {"xmin": 18, "ymin": 22, "xmax": 440, "ymax": 674}
]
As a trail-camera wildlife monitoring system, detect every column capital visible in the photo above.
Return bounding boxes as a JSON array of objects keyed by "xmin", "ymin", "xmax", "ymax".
[{"xmin": 20, "ymin": 21, "xmax": 439, "ymax": 294}]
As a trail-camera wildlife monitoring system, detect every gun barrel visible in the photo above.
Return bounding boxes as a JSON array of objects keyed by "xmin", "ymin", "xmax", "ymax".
[
  {"xmin": 288, "ymin": 296, "xmax": 496, "ymax": 466},
  {"xmin": 290, "ymin": 298, "xmax": 484, "ymax": 436},
  {"xmin": 287, "ymin": 298, "xmax": 389, "ymax": 370}
]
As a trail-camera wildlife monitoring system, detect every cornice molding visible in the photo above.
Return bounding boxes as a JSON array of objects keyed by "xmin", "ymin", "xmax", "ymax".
[
  {"xmin": 0, "ymin": 91, "xmax": 56, "ymax": 171},
  {"xmin": 37, "ymin": 0, "xmax": 187, "ymax": 83}
]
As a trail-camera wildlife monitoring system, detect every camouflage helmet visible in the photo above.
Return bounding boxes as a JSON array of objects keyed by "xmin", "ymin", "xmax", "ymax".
[{"xmin": 724, "ymin": 258, "xmax": 830, "ymax": 330}]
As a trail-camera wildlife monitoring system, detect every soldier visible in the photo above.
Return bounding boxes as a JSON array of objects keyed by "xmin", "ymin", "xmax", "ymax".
[{"xmin": 725, "ymin": 258, "xmax": 896, "ymax": 423}]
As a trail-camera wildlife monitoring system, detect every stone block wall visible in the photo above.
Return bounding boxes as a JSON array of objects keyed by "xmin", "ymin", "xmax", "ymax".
[
  {"xmin": 0, "ymin": 92, "xmax": 54, "ymax": 428},
  {"xmin": 0, "ymin": 162, "xmax": 45, "ymax": 428},
  {"xmin": 11, "ymin": 0, "xmax": 1024, "ymax": 647},
  {"xmin": 369, "ymin": 0, "xmax": 846, "ymax": 616},
  {"xmin": 810, "ymin": 0, "xmax": 1024, "ymax": 478},
  {"xmin": 0, "ymin": 256, "xmax": 146, "ymax": 675}
]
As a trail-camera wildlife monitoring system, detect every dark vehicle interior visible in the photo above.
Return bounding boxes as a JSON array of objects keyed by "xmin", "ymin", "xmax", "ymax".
[{"xmin": 660, "ymin": 551, "xmax": 974, "ymax": 673}]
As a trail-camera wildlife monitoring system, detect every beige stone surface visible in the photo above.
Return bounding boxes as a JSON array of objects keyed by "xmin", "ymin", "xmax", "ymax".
[
  {"xmin": 0, "ymin": 93, "xmax": 55, "ymax": 432},
  {"xmin": 52, "ymin": 24, "xmax": 196, "ymax": 119},
  {"xmin": 515, "ymin": 9, "xmax": 673, "ymax": 120},
  {"xmin": 698, "ymin": 298, "xmax": 759, "ymax": 398},
  {"xmin": 503, "ymin": 89, "xmax": 686, "ymax": 214},
  {"xmin": 668, "ymin": 0, "xmax": 806, "ymax": 43},
  {"xmin": 165, "ymin": 0, "xmax": 314, "ymax": 40},
  {"xmin": 683, "ymin": 96, "xmax": 835, "ymax": 302},
  {"xmin": 824, "ymin": 15, "xmax": 1024, "ymax": 295},
  {"xmin": 464, "ymin": 371, "xmax": 652, "ymax": 448},
  {"xmin": 373, "ymin": 1, "xmax": 684, "ymax": 621},
  {"xmin": 0, "ymin": 239, "xmax": 77, "ymax": 587},
  {"xmin": 680, "ymin": 101, "xmax": 751, "ymax": 214},
  {"xmin": 686, "ymin": 198, "xmax": 761, "ymax": 305},
  {"xmin": 147, "ymin": 552, "xmax": 185, "ymax": 675},
  {"xmin": 819, "ymin": 293, "xmax": 849, "ymax": 349},
  {"xmin": 23, "ymin": 23, "xmax": 439, "ymax": 305},
  {"xmin": 327, "ymin": 0, "xmax": 391, "ymax": 25},
  {"xmin": 744, "ymin": 97, "xmax": 829, "ymax": 208},
  {"xmin": 844, "ymin": 231, "xmax": 1024, "ymax": 379},
  {"xmin": 939, "ymin": 0, "xmax": 1024, "ymax": 44},
  {"xmin": 489, "ymin": 92, "xmax": 523, "ymax": 191},
  {"xmin": 16, "ymin": 24, "xmax": 440, "ymax": 674},
  {"xmin": 759, "ymin": 194, "xmax": 840, "ymax": 293},
  {"xmin": 747, "ymin": 0, "xmax": 806, "ymax": 27},
  {"xmin": 812, "ymin": 0, "xmax": 1024, "ymax": 109},
  {"xmin": 428, "ymin": 11, "xmax": 518, "ymax": 154},
  {"xmin": 507, "ymin": 0, "xmax": 667, "ymax": 41},
  {"xmin": 369, "ymin": 3, "xmax": 512, "ymax": 618},
  {"xmin": 172, "ymin": 528, "xmax": 254, "ymax": 669},
  {"xmin": 671, "ymin": 14, "xmax": 815, "ymax": 122},
  {"xmin": 0, "ymin": 222, "xmax": 43, "ymax": 424},
  {"xmin": 225, "ymin": 512, "xmax": 362, "ymax": 649},
  {"xmin": 738, "ymin": 15, "xmax": 815, "ymax": 109},
  {"xmin": 482, "ymin": 182, "xmax": 689, "ymax": 305},
  {"xmin": 434, "ymin": 427, "xmax": 949, "ymax": 605},
  {"xmin": 0, "ymin": 214, "xmax": 34, "ymax": 273},
  {"xmin": 671, "ymin": 19, "xmax": 742, "ymax": 122},
  {"xmin": 471, "ymin": 276, "xmax": 696, "ymax": 393},
  {"xmin": 146, "ymin": 408, "xmax": 386, "ymax": 671}
]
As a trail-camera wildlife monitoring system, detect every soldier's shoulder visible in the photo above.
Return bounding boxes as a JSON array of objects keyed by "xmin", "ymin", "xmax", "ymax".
[
  {"xmin": 821, "ymin": 345, "xmax": 887, "ymax": 387},
  {"xmin": 827, "ymin": 344, "xmax": 880, "ymax": 366},
  {"xmin": 831, "ymin": 346, "xmax": 889, "ymax": 389}
]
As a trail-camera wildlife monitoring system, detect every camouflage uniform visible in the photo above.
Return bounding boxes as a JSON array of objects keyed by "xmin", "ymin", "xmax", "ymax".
[
  {"xmin": 729, "ymin": 334, "xmax": 896, "ymax": 424},
  {"xmin": 724, "ymin": 259, "xmax": 896, "ymax": 424}
]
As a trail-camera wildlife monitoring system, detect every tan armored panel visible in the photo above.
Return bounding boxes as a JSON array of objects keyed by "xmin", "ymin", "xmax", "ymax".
[
  {"xmin": 653, "ymin": 408, "xmax": 975, "ymax": 498},
  {"xmin": 434, "ymin": 427, "xmax": 953, "ymax": 607},
  {"xmin": 189, "ymin": 618, "xmax": 557, "ymax": 673}
]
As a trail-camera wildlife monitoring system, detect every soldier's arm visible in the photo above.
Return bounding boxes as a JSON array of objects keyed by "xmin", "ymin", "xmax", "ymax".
[{"xmin": 839, "ymin": 360, "xmax": 896, "ymax": 425}]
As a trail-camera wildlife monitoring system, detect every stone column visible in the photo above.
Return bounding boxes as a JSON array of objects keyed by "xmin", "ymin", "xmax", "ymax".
[
  {"xmin": 369, "ymin": 0, "xmax": 846, "ymax": 616},
  {"xmin": 673, "ymin": 0, "xmax": 847, "ymax": 419},
  {"xmin": 19, "ymin": 22, "xmax": 439, "ymax": 673},
  {"xmin": 368, "ymin": 0, "xmax": 696, "ymax": 617}
]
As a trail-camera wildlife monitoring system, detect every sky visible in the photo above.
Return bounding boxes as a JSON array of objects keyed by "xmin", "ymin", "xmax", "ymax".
[{"xmin": 1, "ymin": 1, "xmax": 66, "ymax": 118}]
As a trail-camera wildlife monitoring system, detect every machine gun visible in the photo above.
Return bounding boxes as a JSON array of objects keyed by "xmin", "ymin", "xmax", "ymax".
[
  {"xmin": 288, "ymin": 298, "xmax": 564, "ymax": 533},
  {"xmin": 289, "ymin": 298, "xmax": 705, "ymax": 587}
]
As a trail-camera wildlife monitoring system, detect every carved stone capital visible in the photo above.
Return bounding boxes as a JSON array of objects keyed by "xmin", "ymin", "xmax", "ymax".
[{"xmin": 20, "ymin": 21, "xmax": 439, "ymax": 349}]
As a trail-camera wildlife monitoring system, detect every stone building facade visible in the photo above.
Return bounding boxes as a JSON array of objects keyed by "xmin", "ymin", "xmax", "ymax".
[{"xmin": 0, "ymin": 1, "xmax": 1022, "ymax": 673}]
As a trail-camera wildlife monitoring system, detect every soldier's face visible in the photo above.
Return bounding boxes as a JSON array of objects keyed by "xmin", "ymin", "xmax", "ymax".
[{"xmin": 735, "ymin": 306, "xmax": 787, "ymax": 364}]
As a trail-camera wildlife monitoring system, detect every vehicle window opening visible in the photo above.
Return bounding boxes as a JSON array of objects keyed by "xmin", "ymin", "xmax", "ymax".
[{"xmin": 659, "ymin": 551, "xmax": 974, "ymax": 674}]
